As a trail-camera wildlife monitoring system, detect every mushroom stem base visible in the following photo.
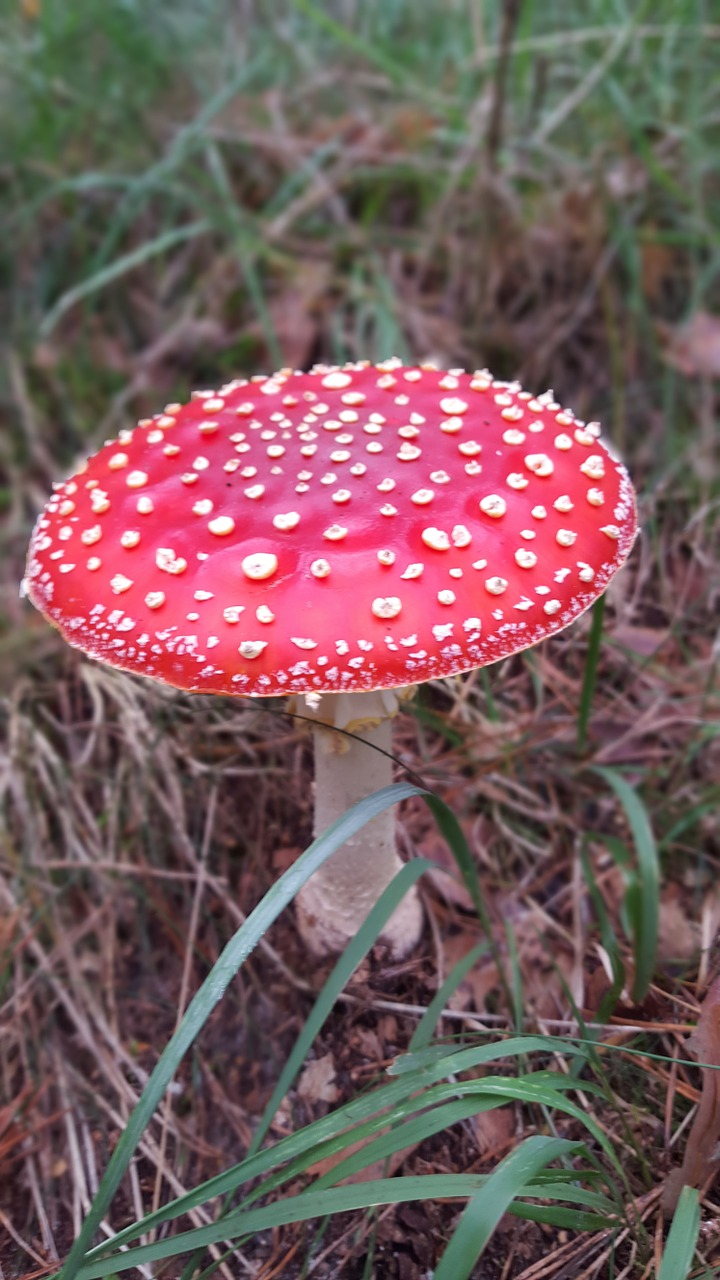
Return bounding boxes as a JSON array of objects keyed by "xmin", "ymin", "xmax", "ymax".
[{"xmin": 295, "ymin": 708, "xmax": 423, "ymax": 958}]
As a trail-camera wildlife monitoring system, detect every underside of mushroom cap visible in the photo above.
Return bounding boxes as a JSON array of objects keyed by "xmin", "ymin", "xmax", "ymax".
[{"xmin": 25, "ymin": 361, "xmax": 638, "ymax": 696}]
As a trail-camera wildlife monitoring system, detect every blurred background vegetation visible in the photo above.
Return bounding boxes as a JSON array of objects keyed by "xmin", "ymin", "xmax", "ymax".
[{"xmin": 1, "ymin": 1, "xmax": 719, "ymax": 1276}]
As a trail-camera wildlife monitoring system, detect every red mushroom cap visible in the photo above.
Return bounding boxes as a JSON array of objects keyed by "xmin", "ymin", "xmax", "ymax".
[{"xmin": 25, "ymin": 361, "xmax": 637, "ymax": 696}]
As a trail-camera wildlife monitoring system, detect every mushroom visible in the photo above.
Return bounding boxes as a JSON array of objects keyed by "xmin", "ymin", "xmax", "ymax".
[{"xmin": 24, "ymin": 361, "xmax": 637, "ymax": 956}]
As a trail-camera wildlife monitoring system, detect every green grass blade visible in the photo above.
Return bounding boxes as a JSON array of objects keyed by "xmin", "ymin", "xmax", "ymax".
[
  {"xmin": 409, "ymin": 941, "xmax": 488, "ymax": 1052},
  {"xmin": 514, "ymin": 1181, "xmax": 616, "ymax": 1215},
  {"xmin": 178, "ymin": 856, "xmax": 434, "ymax": 1280},
  {"xmin": 40, "ymin": 220, "xmax": 210, "ymax": 335},
  {"xmin": 658, "ymin": 1186, "xmax": 700, "ymax": 1280},
  {"xmin": 78, "ymin": 1047, "xmax": 598, "ymax": 1263},
  {"xmin": 589, "ymin": 762, "xmax": 655, "ymax": 1003},
  {"xmin": 391, "ymin": 1035, "xmax": 590, "ymax": 1078},
  {"xmin": 80, "ymin": 1084, "xmax": 468, "ymax": 1262},
  {"xmin": 57, "ymin": 781, "xmax": 424, "ymax": 1279},
  {"xmin": 591, "ymin": 767, "xmax": 659, "ymax": 1002},
  {"xmin": 510, "ymin": 1205, "xmax": 610, "ymax": 1231},
  {"xmin": 577, "ymin": 593, "xmax": 607, "ymax": 752},
  {"xmin": 505, "ymin": 917, "xmax": 524, "ymax": 1032},
  {"xmin": 71, "ymin": 1168, "xmax": 587, "ymax": 1278},
  {"xmin": 249, "ymin": 856, "xmax": 433, "ymax": 1156},
  {"xmin": 434, "ymin": 1137, "xmax": 583, "ymax": 1280},
  {"xmin": 578, "ymin": 838, "xmax": 626, "ymax": 1022},
  {"xmin": 289, "ymin": 0, "xmax": 422, "ymax": 91},
  {"xmin": 311, "ymin": 1097, "xmax": 501, "ymax": 1191},
  {"xmin": 78, "ymin": 1168, "xmax": 617, "ymax": 1279},
  {"xmin": 422, "ymin": 793, "xmax": 496, "ymax": 944},
  {"xmin": 202, "ymin": 140, "xmax": 282, "ymax": 369},
  {"xmin": 85, "ymin": 58, "xmax": 267, "ymax": 271}
]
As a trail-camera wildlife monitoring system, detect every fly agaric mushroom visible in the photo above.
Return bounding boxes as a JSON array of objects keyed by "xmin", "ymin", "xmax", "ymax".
[{"xmin": 24, "ymin": 361, "xmax": 637, "ymax": 957}]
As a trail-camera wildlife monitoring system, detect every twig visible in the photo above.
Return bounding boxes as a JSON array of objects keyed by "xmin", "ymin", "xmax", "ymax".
[
  {"xmin": 0, "ymin": 1209, "xmax": 49, "ymax": 1269},
  {"xmin": 485, "ymin": 0, "xmax": 523, "ymax": 168}
]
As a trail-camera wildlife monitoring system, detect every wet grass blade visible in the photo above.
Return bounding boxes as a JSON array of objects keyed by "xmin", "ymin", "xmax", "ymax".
[
  {"xmin": 392, "ymin": 1034, "xmax": 590, "ymax": 1077},
  {"xmin": 71, "ymin": 1163, "xmax": 591, "ymax": 1278},
  {"xmin": 76, "ymin": 1037, "xmax": 598, "ymax": 1264},
  {"xmin": 434, "ymin": 1137, "xmax": 583, "ymax": 1280}
]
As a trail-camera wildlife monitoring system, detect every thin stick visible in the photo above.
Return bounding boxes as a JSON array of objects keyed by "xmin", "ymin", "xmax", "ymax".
[
  {"xmin": 485, "ymin": 0, "xmax": 523, "ymax": 168},
  {"xmin": 0, "ymin": 1209, "xmax": 49, "ymax": 1269}
]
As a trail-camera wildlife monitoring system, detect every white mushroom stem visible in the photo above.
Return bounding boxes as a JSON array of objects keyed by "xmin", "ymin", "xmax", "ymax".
[{"xmin": 293, "ymin": 690, "xmax": 423, "ymax": 957}]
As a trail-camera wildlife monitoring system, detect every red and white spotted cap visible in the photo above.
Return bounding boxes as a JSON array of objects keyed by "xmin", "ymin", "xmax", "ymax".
[{"xmin": 24, "ymin": 361, "xmax": 637, "ymax": 696}]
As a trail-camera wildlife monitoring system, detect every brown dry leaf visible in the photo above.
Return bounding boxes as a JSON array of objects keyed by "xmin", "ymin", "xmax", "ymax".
[
  {"xmin": 377, "ymin": 1014, "xmax": 399, "ymax": 1055},
  {"xmin": 383, "ymin": 106, "xmax": 438, "ymax": 150},
  {"xmin": 640, "ymin": 238, "xmax": 676, "ymax": 303},
  {"xmin": 612, "ymin": 624, "xmax": 670, "ymax": 659},
  {"xmin": 561, "ymin": 185, "xmax": 607, "ymax": 251},
  {"xmin": 663, "ymin": 975, "xmax": 720, "ymax": 1215},
  {"xmin": 297, "ymin": 1053, "xmax": 338, "ymax": 1106},
  {"xmin": 308, "ymin": 106, "xmax": 436, "ymax": 155},
  {"xmin": 268, "ymin": 1096, "xmax": 294, "ymax": 1137},
  {"xmin": 656, "ymin": 893, "xmax": 700, "ymax": 968},
  {"xmin": 423, "ymin": 845, "xmax": 476, "ymax": 913},
  {"xmin": 353, "ymin": 1026, "xmax": 383, "ymax": 1062},
  {"xmin": 307, "ymin": 1126, "xmax": 419, "ymax": 1184},
  {"xmin": 662, "ymin": 311, "xmax": 720, "ymax": 378},
  {"xmin": 471, "ymin": 1106, "xmax": 515, "ymax": 1158},
  {"xmin": 498, "ymin": 905, "xmax": 577, "ymax": 1021},
  {"xmin": 443, "ymin": 928, "xmax": 500, "ymax": 1015}
]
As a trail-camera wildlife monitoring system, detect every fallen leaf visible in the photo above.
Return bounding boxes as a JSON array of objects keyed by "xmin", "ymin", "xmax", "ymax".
[
  {"xmin": 308, "ymin": 1128, "xmax": 418, "ymax": 1183},
  {"xmin": 443, "ymin": 928, "xmax": 500, "ymax": 1015},
  {"xmin": 424, "ymin": 853, "xmax": 476, "ymax": 913},
  {"xmin": 509, "ymin": 906, "xmax": 576, "ymax": 1022},
  {"xmin": 353, "ymin": 1027, "xmax": 383, "ymax": 1062},
  {"xmin": 377, "ymin": 1015, "xmax": 399, "ymax": 1055},
  {"xmin": 640, "ymin": 237, "xmax": 676, "ymax": 303},
  {"xmin": 661, "ymin": 311, "xmax": 720, "ymax": 378},
  {"xmin": 656, "ymin": 894, "xmax": 700, "ymax": 968},
  {"xmin": 663, "ymin": 975, "xmax": 720, "ymax": 1214},
  {"xmin": 471, "ymin": 1105, "xmax": 515, "ymax": 1158},
  {"xmin": 612, "ymin": 625, "xmax": 670, "ymax": 658},
  {"xmin": 297, "ymin": 1053, "xmax": 338, "ymax": 1106}
]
